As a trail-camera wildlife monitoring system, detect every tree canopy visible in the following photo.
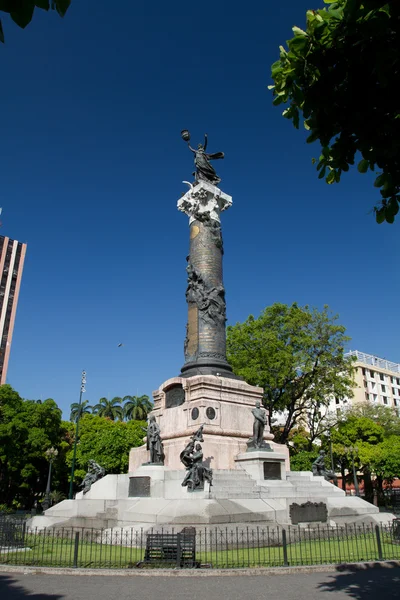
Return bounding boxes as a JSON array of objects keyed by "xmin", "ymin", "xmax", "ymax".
[
  {"xmin": 123, "ymin": 395, "xmax": 153, "ymax": 421},
  {"xmin": 270, "ymin": 0, "xmax": 400, "ymax": 224},
  {"xmin": 0, "ymin": 384, "xmax": 149, "ymax": 509},
  {"xmin": 92, "ymin": 397, "xmax": 124, "ymax": 421},
  {"xmin": 0, "ymin": 385, "xmax": 63, "ymax": 507},
  {"xmin": 70, "ymin": 399, "xmax": 93, "ymax": 423},
  {"xmin": 0, "ymin": 1, "xmax": 70, "ymax": 43},
  {"xmin": 66, "ymin": 414, "xmax": 145, "ymax": 483},
  {"xmin": 226, "ymin": 303, "xmax": 355, "ymax": 444}
]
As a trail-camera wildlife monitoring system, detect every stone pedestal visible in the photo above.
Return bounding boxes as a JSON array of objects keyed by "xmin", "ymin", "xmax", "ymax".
[
  {"xmin": 235, "ymin": 450, "xmax": 287, "ymax": 482},
  {"xmin": 129, "ymin": 374, "xmax": 282, "ymax": 472}
]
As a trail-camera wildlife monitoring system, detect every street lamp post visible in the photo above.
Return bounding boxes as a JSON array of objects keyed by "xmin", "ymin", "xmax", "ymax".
[
  {"xmin": 68, "ymin": 370, "xmax": 86, "ymax": 500},
  {"xmin": 345, "ymin": 445, "xmax": 360, "ymax": 497},
  {"xmin": 42, "ymin": 447, "xmax": 58, "ymax": 512},
  {"xmin": 328, "ymin": 429, "xmax": 335, "ymax": 473}
]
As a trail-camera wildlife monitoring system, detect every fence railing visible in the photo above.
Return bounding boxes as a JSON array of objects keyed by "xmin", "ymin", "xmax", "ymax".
[{"xmin": 0, "ymin": 522, "xmax": 399, "ymax": 569}]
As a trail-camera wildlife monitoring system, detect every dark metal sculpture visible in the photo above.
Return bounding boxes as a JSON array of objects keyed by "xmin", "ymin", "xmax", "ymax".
[
  {"xmin": 143, "ymin": 415, "xmax": 165, "ymax": 465},
  {"xmin": 181, "ymin": 130, "xmax": 224, "ymax": 185},
  {"xmin": 247, "ymin": 401, "xmax": 270, "ymax": 450},
  {"xmin": 312, "ymin": 450, "xmax": 338, "ymax": 486},
  {"xmin": 180, "ymin": 426, "xmax": 212, "ymax": 491},
  {"xmin": 186, "ymin": 262, "xmax": 226, "ymax": 327},
  {"xmin": 81, "ymin": 460, "xmax": 105, "ymax": 495}
]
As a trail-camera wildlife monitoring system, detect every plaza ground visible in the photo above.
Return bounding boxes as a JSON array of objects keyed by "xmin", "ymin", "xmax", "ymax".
[{"xmin": 1, "ymin": 564, "xmax": 400, "ymax": 600}]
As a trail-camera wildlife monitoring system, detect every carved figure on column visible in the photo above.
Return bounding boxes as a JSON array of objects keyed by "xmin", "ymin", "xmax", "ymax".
[
  {"xmin": 143, "ymin": 415, "xmax": 165, "ymax": 465},
  {"xmin": 186, "ymin": 261, "xmax": 226, "ymax": 327},
  {"xmin": 181, "ymin": 130, "xmax": 224, "ymax": 185},
  {"xmin": 247, "ymin": 401, "xmax": 271, "ymax": 451}
]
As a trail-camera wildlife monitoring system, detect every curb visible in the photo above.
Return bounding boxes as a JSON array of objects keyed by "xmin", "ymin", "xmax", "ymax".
[{"xmin": 1, "ymin": 560, "xmax": 400, "ymax": 577}]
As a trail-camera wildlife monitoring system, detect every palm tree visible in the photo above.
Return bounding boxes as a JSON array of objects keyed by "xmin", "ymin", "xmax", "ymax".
[
  {"xmin": 92, "ymin": 397, "xmax": 124, "ymax": 421},
  {"xmin": 123, "ymin": 395, "xmax": 153, "ymax": 421},
  {"xmin": 70, "ymin": 399, "xmax": 93, "ymax": 422}
]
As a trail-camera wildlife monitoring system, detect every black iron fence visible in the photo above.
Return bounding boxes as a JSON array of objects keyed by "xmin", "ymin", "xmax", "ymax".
[
  {"xmin": 0, "ymin": 522, "xmax": 400, "ymax": 569},
  {"xmin": 0, "ymin": 514, "xmax": 27, "ymax": 548}
]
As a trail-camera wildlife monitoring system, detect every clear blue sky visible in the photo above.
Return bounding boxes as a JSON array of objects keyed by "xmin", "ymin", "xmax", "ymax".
[{"xmin": 2, "ymin": 2, "xmax": 399, "ymax": 418}]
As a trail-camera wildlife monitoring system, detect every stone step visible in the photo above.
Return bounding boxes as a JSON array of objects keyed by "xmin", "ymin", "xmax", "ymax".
[
  {"xmin": 210, "ymin": 492, "xmax": 262, "ymax": 499},
  {"xmin": 212, "ymin": 487, "xmax": 261, "ymax": 495},
  {"xmin": 213, "ymin": 479, "xmax": 257, "ymax": 486},
  {"xmin": 213, "ymin": 474, "xmax": 254, "ymax": 481}
]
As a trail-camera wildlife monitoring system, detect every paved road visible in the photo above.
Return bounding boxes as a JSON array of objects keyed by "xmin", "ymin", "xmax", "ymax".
[{"xmin": 1, "ymin": 565, "xmax": 399, "ymax": 600}]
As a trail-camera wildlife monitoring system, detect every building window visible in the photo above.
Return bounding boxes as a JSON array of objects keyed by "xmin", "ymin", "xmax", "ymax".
[
  {"xmin": 362, "ymin": 368, "xmax": 366, "ymax": 376},
  {"xmin": 392, "ymin": 377, "xmax": 396, "ymax": 384},
  {"xmin": 393, "ymin": 388, "xmax": 396, "ymax": 396},
  {"xmin": 371, "ymin": 382, "xmax": 376, "ymax": 391},
  {"xmin": 381, "ymin": 384, "xmax": 386, "ymax": 393},
  {"xmin": 397, "ymin": 378, "xmax": 400, "ymax": 386},
  {"xmin": 364, "ymin": 380, "xmax": 368, "ymax": 388},
  {"xmin": 365, "ymin": 392, "xmax": 369, "ymax": 401},
  {"xmin": 383, "ymin": 396, "xmax": 388, "ymax": 405},
  {"xmin": 370, "ymin": 371, "xmax": 375, "ymax": 378},
  {"xmin": 380, "ymin": 373, "xmax": 385, "ymax": 381},
  {"xmin": 373, "ymin": 395, "xmax": 378, "ymax": 402},
  {"xmin": 395, "ymin": 399, "xmax": 398, "ymax": 407},
  {"xmin": 335, "ymin": 398, "xmax": 340, "ymax": 405}
]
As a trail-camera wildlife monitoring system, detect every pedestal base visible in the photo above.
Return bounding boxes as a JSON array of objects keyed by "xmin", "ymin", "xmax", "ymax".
[{"xmin": 235, "ymin": 450, "xmax": 287, "ymax": 482}]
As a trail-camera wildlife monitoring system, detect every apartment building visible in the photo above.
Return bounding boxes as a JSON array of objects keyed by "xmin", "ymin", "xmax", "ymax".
[
  {"xmin": 331, "ymin": 350, "xmax": 400, "ymax": 413},
  {"xmin": 0, "ymin": 235, "xmax": 27, "ymax": 384}
]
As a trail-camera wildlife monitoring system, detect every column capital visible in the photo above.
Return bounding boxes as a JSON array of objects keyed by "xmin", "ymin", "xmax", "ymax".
[{"xmin": 177, "ymin": 181, "xmax": 232, "ymax": 224}]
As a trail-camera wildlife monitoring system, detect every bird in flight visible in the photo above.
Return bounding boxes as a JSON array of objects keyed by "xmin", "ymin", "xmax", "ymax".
[{"xmin": 117, "ymin": 343, "xmax": 124, "ymax": 347}]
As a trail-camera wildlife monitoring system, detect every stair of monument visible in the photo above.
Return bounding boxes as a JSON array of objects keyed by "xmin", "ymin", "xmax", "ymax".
[{"xmin": 210, "ymin": 469, "xmax": 261, "ymax": 499}]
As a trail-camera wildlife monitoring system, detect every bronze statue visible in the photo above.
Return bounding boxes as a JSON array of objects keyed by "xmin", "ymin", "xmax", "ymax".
[
  {"xmin": 248, "ymin": 401, "xmax": 267, "ymax": 449},
  {"xmin": 312, "ymin": 450, "xmax": 338, "ymax": 486},
  {"xmin": 181, "ymin": 442, "xmax": 213, "ymax": 491},
  {"xmin": 181, "ymin": 130, "xmax": 224, "ymax": 185},
  {"xmin": 81, "ymin": 460, "xmax": 105, "ymax": 495},
  {"xmin": 180, "ymin": 425, "xmax": 212, "ymax": 491},
  {"xmin": 143, "ymin": 415, "xmax": 164, "ymax": 465}
]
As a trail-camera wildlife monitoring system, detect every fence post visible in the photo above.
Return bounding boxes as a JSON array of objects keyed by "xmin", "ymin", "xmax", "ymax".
[
  {"xmin": 375, "ymin": 525, "xmax": 383, "ymax": 560},
  {"xmin": 176, "ymin": 533, "xmax": 182, "ymax": 568},
  {"xmin": 73, "ymin": 531, "xmax": 80, "ymax": 568},
  {"xmin": 282, "ymin": 528, "xmax": 289, "ymax": 567}
]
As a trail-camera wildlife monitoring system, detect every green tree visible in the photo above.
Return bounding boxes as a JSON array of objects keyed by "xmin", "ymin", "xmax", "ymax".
[
  {"xmin": 66, "ymin": 414, "xmax": 145, "ymax": 484},
  {"xmin": 330, "ymin": 405, "xmax": 400, "ymax": 499},
  {"xmin": 0, "ymin": 1, "xmax": 71, "ymax": 43},
  {"xmin": 92, "ymin": 397, "xmax": 124, "ymax": 421},
  {"xmin": 270, "ymin": 0, "xmax": 400, "ymax": 224},
  {"xmin": 0, "ymin": 385, "xmax": 63, "ymax": 508},
  {"xmin": 123, "ymin": 395, "xmax": 153, "ymax": 421},
  {"xmin": 69, "ymin": 399, "xmax": 93, "ymax": 422},
  {"xmin": 226, "ymin": 303, "xmax": 354, "ymax": 444}
]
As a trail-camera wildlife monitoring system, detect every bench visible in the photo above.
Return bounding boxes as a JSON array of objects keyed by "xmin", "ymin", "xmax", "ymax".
[{"xmin": 137, "ymin": 529, "xmax": 198, "ymax": 568}]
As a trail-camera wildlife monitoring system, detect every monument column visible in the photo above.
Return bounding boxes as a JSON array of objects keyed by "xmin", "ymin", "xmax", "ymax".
[{"xmin": 178, "ymin": 181, "xmax": 238, "ymax": 378}]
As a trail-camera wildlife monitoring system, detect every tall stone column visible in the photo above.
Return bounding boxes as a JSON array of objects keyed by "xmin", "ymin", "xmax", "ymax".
[{"xmin": 177, "ymin": 181, "xmax": 238, "ymax": 378}]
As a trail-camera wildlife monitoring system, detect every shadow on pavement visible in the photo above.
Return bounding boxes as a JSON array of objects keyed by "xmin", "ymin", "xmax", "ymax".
[
  {"xmin": 0, "ymin": 574, "xmax": 65, "ymax": 600},
  {"xmin": 318, "ymin": 562, "xmax": 400, "ymax": 599}
]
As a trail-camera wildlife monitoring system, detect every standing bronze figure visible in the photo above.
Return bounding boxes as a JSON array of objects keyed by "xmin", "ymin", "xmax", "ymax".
[
  {"xmin": 143, "ymin": 415, "xmax": 165, "ymax": 465},
  {"xmin": 247, "ymin": 401, "xmax": 271, "ymax": 451},
  {"xmin": 181, "ymin": 130, "xmax": 224, "ymax": 185}
]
